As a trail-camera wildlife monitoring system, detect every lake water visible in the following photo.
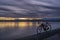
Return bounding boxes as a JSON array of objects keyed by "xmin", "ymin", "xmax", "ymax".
[{"xmin": 0, "ymin": 22, "xmax": 60, "ymax": 39}]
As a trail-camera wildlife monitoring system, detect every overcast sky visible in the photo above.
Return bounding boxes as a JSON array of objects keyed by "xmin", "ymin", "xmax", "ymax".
[{"xmin": 0, "ymin": 0, "xmax": 60, "ymax": 18}]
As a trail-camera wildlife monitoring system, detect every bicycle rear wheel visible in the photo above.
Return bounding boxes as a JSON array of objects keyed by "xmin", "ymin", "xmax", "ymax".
[{"xmin": 37, "ymin": 27, "xmax": 42, "ymax": 33}]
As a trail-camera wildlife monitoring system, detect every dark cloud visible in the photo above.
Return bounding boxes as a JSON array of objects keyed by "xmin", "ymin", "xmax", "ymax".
[{"xmin": 0, "ymin": 0, "xmax": 60, "ymax": 18}]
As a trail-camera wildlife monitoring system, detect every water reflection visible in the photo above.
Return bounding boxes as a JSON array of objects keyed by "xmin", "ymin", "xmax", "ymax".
[
  {"xmin": 0, "ymin": 22, "xmax": 37, "ymax": 29},
  {"xmin": 0, "ymin": 22, "xmax": 15, "ymax": 28}
]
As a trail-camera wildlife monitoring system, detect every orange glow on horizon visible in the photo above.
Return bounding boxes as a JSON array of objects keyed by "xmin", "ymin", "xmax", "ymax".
[
  {"xmin": 0, "ymin": 17, "xmax": 15, "ymax": 20},
  {"xmin": 0, "ymin": 17, "xmax": 41, "ymax": 29}
]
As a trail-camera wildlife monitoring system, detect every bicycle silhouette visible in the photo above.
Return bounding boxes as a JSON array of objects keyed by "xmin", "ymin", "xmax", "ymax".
[{"xmin": 37, "ymin": 22, "xmax": 51, "ymax": 33}]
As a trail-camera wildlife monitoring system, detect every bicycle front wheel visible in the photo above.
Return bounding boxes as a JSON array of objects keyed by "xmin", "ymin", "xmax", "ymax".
[{"xmin": 46, "ymin": 25, "xmax": 52, "ymax": 31}]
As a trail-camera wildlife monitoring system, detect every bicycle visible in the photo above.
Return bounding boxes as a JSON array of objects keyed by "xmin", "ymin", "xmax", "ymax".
[{"xmin": 37, "ymin": 22, "xmax": 51, "ymax": 33}]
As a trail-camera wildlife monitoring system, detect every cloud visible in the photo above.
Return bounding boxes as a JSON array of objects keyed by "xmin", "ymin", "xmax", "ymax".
[{"xmin": 0, "ymin": 0, "xmax": 60, "ymax": 18}]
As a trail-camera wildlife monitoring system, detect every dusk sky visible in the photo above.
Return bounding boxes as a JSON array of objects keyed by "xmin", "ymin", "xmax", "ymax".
[
  {"xmin": 0, "ymin": 0, "xmax": 60, "ymax": 18},
  {"xmin": 0, "ymin": 0, "xmax": 60, "ymax": 40}
]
